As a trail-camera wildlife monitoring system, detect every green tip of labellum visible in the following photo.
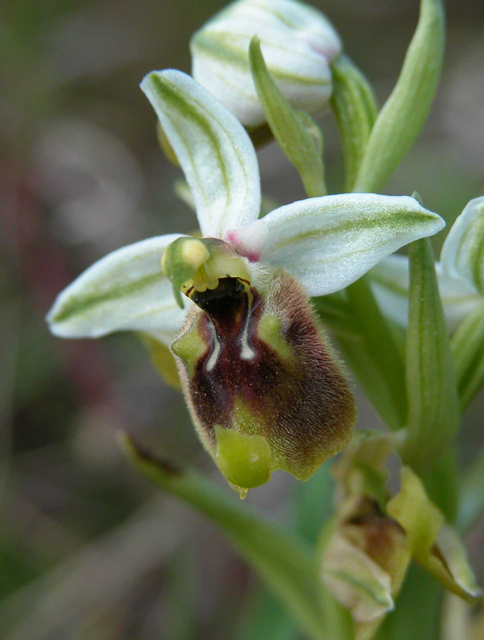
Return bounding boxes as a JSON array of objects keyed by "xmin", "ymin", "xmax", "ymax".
[{"xmin": 215, "ymin": 425, "xmax": 273, "ymax": 494}]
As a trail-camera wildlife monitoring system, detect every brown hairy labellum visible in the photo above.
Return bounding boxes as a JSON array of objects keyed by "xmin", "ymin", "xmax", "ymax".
[{"xmin": 172, "ymin": 265, "xmax": 357, "ymax": 485}]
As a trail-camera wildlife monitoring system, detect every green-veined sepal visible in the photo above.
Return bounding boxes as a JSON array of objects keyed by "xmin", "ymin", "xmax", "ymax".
[
  {"xmin": 141, "ymin": 70, "xmax": 261, "ymax": 238},
  {"xmin": 260, "ymin": 194, "xmax": 445, "ymax": 297},
  {"xmin": 46, "ymin": 234, "xmax": 189, "ymax": 344}
]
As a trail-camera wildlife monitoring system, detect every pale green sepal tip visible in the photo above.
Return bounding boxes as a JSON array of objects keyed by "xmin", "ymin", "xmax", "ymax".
[{"xmin": 215, "ymin": 425, "xmax": 273, "ymax": 491}]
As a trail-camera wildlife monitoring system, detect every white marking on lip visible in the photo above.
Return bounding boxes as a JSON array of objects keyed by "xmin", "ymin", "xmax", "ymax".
[
  {"xmin": 206, "ymin": 329, "xmax": 221, "ymax": 372},
  {"xmin": 240, "ymin": 310, "xmax": 255, "ymax": 361}
]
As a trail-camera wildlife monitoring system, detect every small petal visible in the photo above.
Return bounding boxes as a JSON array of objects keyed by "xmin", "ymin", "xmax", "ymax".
[
  {"xmin": 141, "ymin": 70, "xmax": 261, "ymax": 238},
  {"xmin": 191, "ymin": 0, "xmax": 341, "ymax": 127},
  {"xmin": 261, "ymin": 194, "xmax": 445, "ymax": 296},
  {"xmin": 369, "ymin": 255, "xmax": 482, "ymax": 331},
  {"xmin": 441, "ymin": 196, "xmax": 484, "ymax": 295},
  {"xmin": 47, "ymin": 235, "xmax": 189, "ymax": 345}
]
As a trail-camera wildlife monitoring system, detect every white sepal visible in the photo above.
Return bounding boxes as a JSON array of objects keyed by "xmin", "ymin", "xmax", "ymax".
[
  {"xmin": 47, "ymin": 235, "xmax": 190, "ymax": 345},
  {"xmin": 141, "ymin": 70, "xmax": 261, "ymax": 238},
  {"xmin": 441, "ymin": 196, "xmax": 484, "ymax": 295},
  {"xmin": 369, "ymin": 255, "xmax": 482, "ymax": 332},
  {"xmin": 261, "ymin": 194, "xmax": 445, "ymax": 296}
]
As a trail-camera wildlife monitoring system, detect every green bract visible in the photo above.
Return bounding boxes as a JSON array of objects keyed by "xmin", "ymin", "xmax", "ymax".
[
  {"xmin": 353, "ymin": 0, "xmax": 445, "ymax": 193},
  {"xmin": 47, "ymin": 69, "xmax": 445, "ymax": 493}
]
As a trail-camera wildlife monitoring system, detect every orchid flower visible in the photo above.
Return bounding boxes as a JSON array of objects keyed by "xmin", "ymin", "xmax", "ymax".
[
  {"xmin": 47, "ymin": 70, "xmax": 445, "ymax": 495},
  {"xmin": 369, "ymin": 197, "xmax": 484, "ymax": 332}
]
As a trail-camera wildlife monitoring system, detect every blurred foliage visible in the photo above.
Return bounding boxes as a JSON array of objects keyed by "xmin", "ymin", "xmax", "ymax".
[{"xmin": 1, "ymin": 0, "xmax": 484, "ymax": 638}]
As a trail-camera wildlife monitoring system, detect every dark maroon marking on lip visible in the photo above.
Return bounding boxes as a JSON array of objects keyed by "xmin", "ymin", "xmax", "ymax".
[{"xmin": 177, "ymin": 271, "xmax": 356, "ymax": 480}]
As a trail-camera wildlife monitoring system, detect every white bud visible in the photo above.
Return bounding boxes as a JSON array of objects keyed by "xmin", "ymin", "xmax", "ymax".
[{"xmin": 190, "ymin": 0, "xmax": 342, "ymax": 127}]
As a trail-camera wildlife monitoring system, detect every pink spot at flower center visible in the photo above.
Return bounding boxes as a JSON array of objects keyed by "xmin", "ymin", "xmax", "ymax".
[{"xmin": 225, "ymin": 221, "xmax": 268, "ymax": 263}]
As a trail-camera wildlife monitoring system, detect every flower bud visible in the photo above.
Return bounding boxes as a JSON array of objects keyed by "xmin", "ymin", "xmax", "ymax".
[
  {"xmin": 165, "ymin": 237, "xmax": 356, "ymax": 493},
  {"xmin": 322, "ymin": 496, "xmax": 410, "ymax": 640},
  {"xmin": 321, "ymin": 434, "xmax": 410, "ymax": 639},
  {"xmin": 190, "ymin": 0, "xmax": 342, "ymax": 127}
]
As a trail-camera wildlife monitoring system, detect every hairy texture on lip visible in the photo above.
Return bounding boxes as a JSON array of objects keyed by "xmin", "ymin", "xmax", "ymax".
[{"xmin": 173, "ymin": 269, "xmax": 356, "ymax": 481}]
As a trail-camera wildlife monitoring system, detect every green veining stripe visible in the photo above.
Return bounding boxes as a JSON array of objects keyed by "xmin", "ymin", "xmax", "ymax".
[
  {"xmin": 151, "ymin": 75, "xmax": 231, "ymax": 205},
  {"xmin": 53, "ymin": 272, "xmax": 163, "ymax": 323},
  {"xmin": 193, "ymin": 32, "xmax": 330, "ymax": 87},
  {"xmin": 150, "ymin": 74, "xmax": 254, "ymax": 230},
  {"xmin": 270, "ymin": 211, "xmax": 437, "ymax": 252}
]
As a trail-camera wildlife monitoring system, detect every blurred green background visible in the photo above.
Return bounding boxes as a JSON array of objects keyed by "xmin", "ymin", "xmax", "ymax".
[{"xmin": 1, "ymin": 0, "xmax": 484, "ymax": 638}]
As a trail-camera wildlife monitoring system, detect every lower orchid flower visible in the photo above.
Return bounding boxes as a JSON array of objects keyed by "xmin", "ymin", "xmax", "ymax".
[
  {"xmin": 369, "ymin": 196, "xmax": 484, "ymax": 332},
  {"xmin": 47, "ymin": 69, "xmax": 445, "ymax": 495}
]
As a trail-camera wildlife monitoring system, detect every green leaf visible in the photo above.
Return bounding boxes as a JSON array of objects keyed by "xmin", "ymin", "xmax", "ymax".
[
  {"xmin": 402, "ymin": 239, "xmax": 459, "ymax": 467},
  {"xmin": 248, "ymin": 36, "xmax": 326, "ymax": 197},
  {"xmin": 330, "ymin": 55, "xmax": 378, "ymax": 192},
  {"xmin": 451, "ymin": 302, "xmax": 484, "ymax": 412},
  {"xmin": 354, "ymin": 0, "xmax": 445, "ymax": 193},
  {"xmin": 120, "ymin": 434, "xmax": 328, "ymax": 640}
]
